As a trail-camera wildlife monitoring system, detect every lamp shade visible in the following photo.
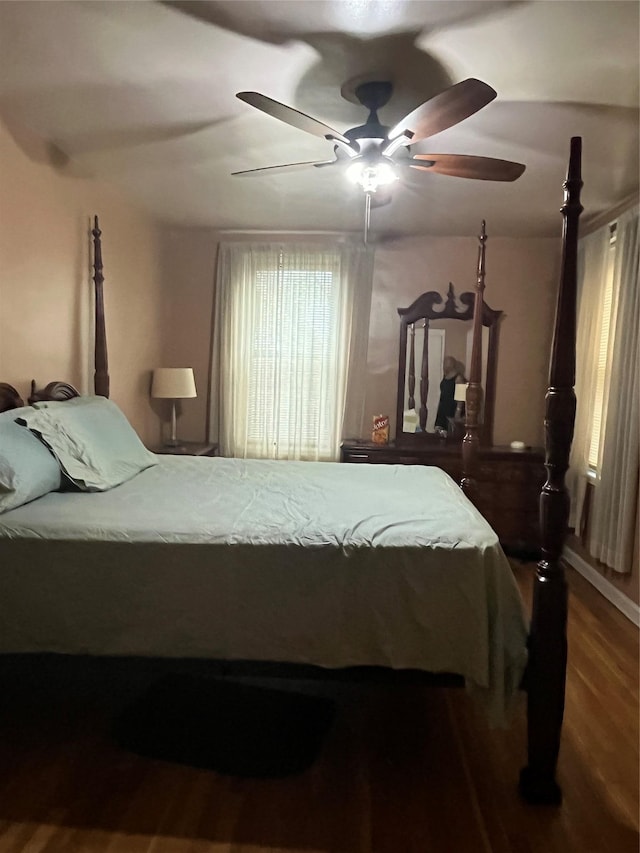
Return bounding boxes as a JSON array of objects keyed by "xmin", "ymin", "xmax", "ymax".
[
  {"xmin": 454, "ymin": 383, "xmax": 468, "ymax": 403},
  {"xmin": 151, "ymin": 368, "xmax": 197, "ymax": 399}
]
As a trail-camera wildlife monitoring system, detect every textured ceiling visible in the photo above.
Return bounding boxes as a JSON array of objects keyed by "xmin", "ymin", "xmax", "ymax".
[{"xmin": 0, "ymin": 0, "xmax": 638, "ymax": 237}]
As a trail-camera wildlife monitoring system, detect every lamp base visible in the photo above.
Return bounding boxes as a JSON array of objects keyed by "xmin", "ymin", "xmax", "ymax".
[{"xmin": 166, "ymin": 400, "xmax": 179, "ymax": 447}]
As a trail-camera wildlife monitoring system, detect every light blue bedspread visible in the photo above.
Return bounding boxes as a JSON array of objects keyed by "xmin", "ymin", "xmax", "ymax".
[{"xmin": 0, "ymin": 457, "xmax": 529, "ymax": 724}]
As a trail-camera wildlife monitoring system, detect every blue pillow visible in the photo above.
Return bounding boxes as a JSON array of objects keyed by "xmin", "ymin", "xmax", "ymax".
[
  {"xmin": 0, "ymin": 413, "xmax": 62, "ymax": 513},
  {"xmin": 17, "ymin": 396, "xmax": 157, "ymax": 492}
]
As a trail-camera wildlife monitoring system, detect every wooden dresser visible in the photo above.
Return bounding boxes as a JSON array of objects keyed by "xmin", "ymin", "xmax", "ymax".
[{"xmin": 341, "ymin": 440, "xmax": 545, "ymax": 557}]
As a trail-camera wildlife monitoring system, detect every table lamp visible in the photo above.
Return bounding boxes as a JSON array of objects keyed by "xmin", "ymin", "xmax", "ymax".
[
  {"xmin": 454, "ymin": 382, "xmax": 468, "ymax": 420},
  {"xmin": 151, "ymin": 367, "xmax": 197, "ymax": 446}
]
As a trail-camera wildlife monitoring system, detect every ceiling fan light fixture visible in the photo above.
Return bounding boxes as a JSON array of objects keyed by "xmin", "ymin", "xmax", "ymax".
[{"xmin": 346, "ymin": 158, "xmax": 398, "ymax": 193}]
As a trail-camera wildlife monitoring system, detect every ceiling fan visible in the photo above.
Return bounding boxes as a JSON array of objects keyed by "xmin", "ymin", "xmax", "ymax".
[{"xmin": 231, "ymin": 78, "xmax": 526, "ymax": 241}]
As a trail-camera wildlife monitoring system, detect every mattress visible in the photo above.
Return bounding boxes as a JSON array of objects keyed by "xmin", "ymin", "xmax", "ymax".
[{"xmin": 0, "ymin": 456, "xmax": 528, "ymax": 723}]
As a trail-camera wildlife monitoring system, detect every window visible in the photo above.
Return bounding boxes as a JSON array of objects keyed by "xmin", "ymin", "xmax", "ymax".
[
  {"xmin": 215, "ymin": 242, "xmax": 372, "ymax": 461},
  {"xmin": 570, "ymin": 206, "xmax": 638, "ymax": 570},
  {"xmin": 588, "ymin": 224, "xmax": 616, "ymax": 470},
  {"xmin": 247, "ymin": 257, "xmax": 342, "ymax": 458}
]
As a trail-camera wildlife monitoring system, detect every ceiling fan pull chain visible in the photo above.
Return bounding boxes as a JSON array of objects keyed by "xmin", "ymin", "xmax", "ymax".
[{"xmin": 364, "ymin": 193, "xmax": 372, "ymax": 245}]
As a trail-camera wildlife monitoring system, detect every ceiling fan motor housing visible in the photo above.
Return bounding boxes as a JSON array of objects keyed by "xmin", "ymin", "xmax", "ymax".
[
  {"xmin": 345, "ymin": 125, "xmax": 389, "ymax": 151},
  {"xmin": 344, "ymin": 80, "xmax": 394, "ymax": 150},
  {"xmin": 353, "ymin": 80, "xmax": 394, "ymax": 112}
]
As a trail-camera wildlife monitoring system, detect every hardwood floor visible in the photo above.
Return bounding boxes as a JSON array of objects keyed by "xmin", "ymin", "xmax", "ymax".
[{"xmin": 0, "ymin": 563, "xmax": 637, "ymax": 853}]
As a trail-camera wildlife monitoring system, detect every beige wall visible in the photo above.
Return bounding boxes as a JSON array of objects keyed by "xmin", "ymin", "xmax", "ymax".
[
  {"xmin": 158, "ymin": 230, "xmax": 561, "ymax": 450},
  {"xmin": 158, "ymin": 228, "xmax": 217, "ymax": 442},
  {"xmin": 0, "ymin": 118, "xmax": 163, "ymax": 445}
]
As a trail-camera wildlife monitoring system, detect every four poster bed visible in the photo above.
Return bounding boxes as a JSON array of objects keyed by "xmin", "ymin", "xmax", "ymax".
[{"xmin": 0, "ymin": 138, "xmax": 583, "ymax": 804}]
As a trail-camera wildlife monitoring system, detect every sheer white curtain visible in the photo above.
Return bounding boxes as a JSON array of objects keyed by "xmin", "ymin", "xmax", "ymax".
[
  {"xmin": 568, "ymin": 226, "xmax": 610, "ymax": 529},
  {"xmin": 588, "ymin": 208, "xmax": 639, "ymax": 573},
  {"xmin": 210, "ymin": 241, "xmax": 373, "ymax": 461}
]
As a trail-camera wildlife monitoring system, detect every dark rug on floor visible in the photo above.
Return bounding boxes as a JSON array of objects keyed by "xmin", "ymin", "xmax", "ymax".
[{"xmin": 113, "ymin": 674, "xmax": 336, "ymax": 778}]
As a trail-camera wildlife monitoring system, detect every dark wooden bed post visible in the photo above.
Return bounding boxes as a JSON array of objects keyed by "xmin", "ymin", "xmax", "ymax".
[
  {"xmin": 461, "ymin": 220, "xmax": 487, "ymax": 501},
  {"xmin": 520, "ymin": 137, "xmax": 583, "ymax": 805},
  {"xmin": 408, "ymin": 324, "xmax": 416, "ymax": 410},
  {"xmin": 419, "ymin": 321, "xmax": 429, "ymax": 431},
  {"xmin": 91, "ymin": 215, "xmax": 110, "ymax": 399}
]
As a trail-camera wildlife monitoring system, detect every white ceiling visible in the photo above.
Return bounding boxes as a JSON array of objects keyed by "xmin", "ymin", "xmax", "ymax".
[{"xmin": 0, "ymin": 0, "xmax": 638, "ymax": 237}]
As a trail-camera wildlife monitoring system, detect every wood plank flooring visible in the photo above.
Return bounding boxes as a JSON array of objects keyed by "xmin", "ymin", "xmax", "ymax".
[{"xmin": 0, "ymin": 563, "xmax": 637, "ymax": 853}]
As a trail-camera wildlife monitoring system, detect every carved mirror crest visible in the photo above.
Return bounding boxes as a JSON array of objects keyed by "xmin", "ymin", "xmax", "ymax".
[{"xmin": 395, "ymin": 284, "xmax": 502, "ymax": 445}]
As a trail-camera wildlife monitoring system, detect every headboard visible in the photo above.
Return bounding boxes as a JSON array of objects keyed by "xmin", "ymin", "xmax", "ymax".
[
  {"xmin": 28, "ymin": 380, "xmax": 81, "ymax": 404},
  {"xmin": 0, "ymin": 383, "xmax": 25, "ymax": 412}
]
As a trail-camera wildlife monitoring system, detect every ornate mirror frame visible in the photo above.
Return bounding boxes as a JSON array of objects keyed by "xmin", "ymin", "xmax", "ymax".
[{"xmin": 395, "ymin": 284, "xmax": 502, "ymax": 446}]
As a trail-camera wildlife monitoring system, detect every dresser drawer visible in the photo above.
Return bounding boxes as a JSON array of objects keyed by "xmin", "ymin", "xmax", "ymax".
[
  {"xmin": 476, "ymin": 461, "xmax": 543, "ymax": 485},
  {"xmin": 493, "ymin": 484, "xmax": 536, "ymax": 510},
  {"xmin": 341, "ymin": 449, "xmax": 397, "ymax": 464},
  {"xmin": 394, "ymin": 455, "xmax": 426, "ymax": 465},
  {"xmin": 342, "ymin": 451, "xmax": 373, "ymax": 463},
  {"xmin": 496, "ymin": 462, "xmax": 541, "ymax": 484}
]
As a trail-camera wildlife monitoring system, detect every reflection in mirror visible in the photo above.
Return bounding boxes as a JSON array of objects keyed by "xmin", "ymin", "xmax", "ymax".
[
  {"xmin": 403, "ymin": 325, "xmax": 445, "ymax": 434},
  {"xmin": 396, "ymin": 285, "xmax": 501, "ymax": 445},
  {"xmin": 434, "ymin": 352, "xmax": 467, "ymax": 435}
]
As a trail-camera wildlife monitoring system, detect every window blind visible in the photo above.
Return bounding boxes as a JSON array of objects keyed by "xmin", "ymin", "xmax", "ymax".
[
  {"xmin": 246, "ymin": 261, "xmax": 341, "ymax": 457},
  {"xmin": 214, "ymin": 240, "xmax": 373, "ymax": 461}
]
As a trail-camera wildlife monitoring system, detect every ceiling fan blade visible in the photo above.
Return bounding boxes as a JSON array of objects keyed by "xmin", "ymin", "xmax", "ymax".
[
  {"xmin": 408, "ymin": 153, "xmax": 526, "ymax": 182},
  {"xmin": 387, "ymin": 79, "xmax": 497, "ymax": 146},
  {"xmin": 236, "ymin": 92, "xmax": 352, "ymax": 146},
  {"xmin": 232, "ymin": 160, "xmax": 336, "ymax": 177}
]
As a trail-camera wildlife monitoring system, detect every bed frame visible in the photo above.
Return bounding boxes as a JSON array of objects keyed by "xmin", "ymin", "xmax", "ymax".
[{"xmin": 0, "ymin": 139, "xmax": 583, "ymax": 804}]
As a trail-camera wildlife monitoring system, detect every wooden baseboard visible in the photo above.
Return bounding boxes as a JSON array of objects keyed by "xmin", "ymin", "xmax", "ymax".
[{"xmin": 563, "ymin": 546, "xmax": 640, "ymax": 627}]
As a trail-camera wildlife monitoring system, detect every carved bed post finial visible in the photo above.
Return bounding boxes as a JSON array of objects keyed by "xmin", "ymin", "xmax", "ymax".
[
  {"xmin": 520, "ymin": 137, "xmax": 583, "ymax": 805},
  {"xmin": 92, "ymin": 215, "xmax": 110, "ymax": 399},
  {"xmin": 445, "ymin": 282, "xmax": 456, "ymax": 311},
  {"xmin": 28, "ymin": 381, "xmax": 81, "ymax": 404},
  {"xmin": 461, "ymin": 220, "xmax": 487, "ymax": 501}
]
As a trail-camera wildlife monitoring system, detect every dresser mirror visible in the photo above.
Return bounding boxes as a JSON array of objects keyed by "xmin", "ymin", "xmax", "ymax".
[{"xmin": 395, "ymin": 285, "xmax": 502, "ymax": 445}]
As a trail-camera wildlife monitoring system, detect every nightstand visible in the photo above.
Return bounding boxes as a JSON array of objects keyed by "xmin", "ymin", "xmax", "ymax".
[{"xmin": 151, "ymin": 442, "xmax": 218, "ymax": 457}]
